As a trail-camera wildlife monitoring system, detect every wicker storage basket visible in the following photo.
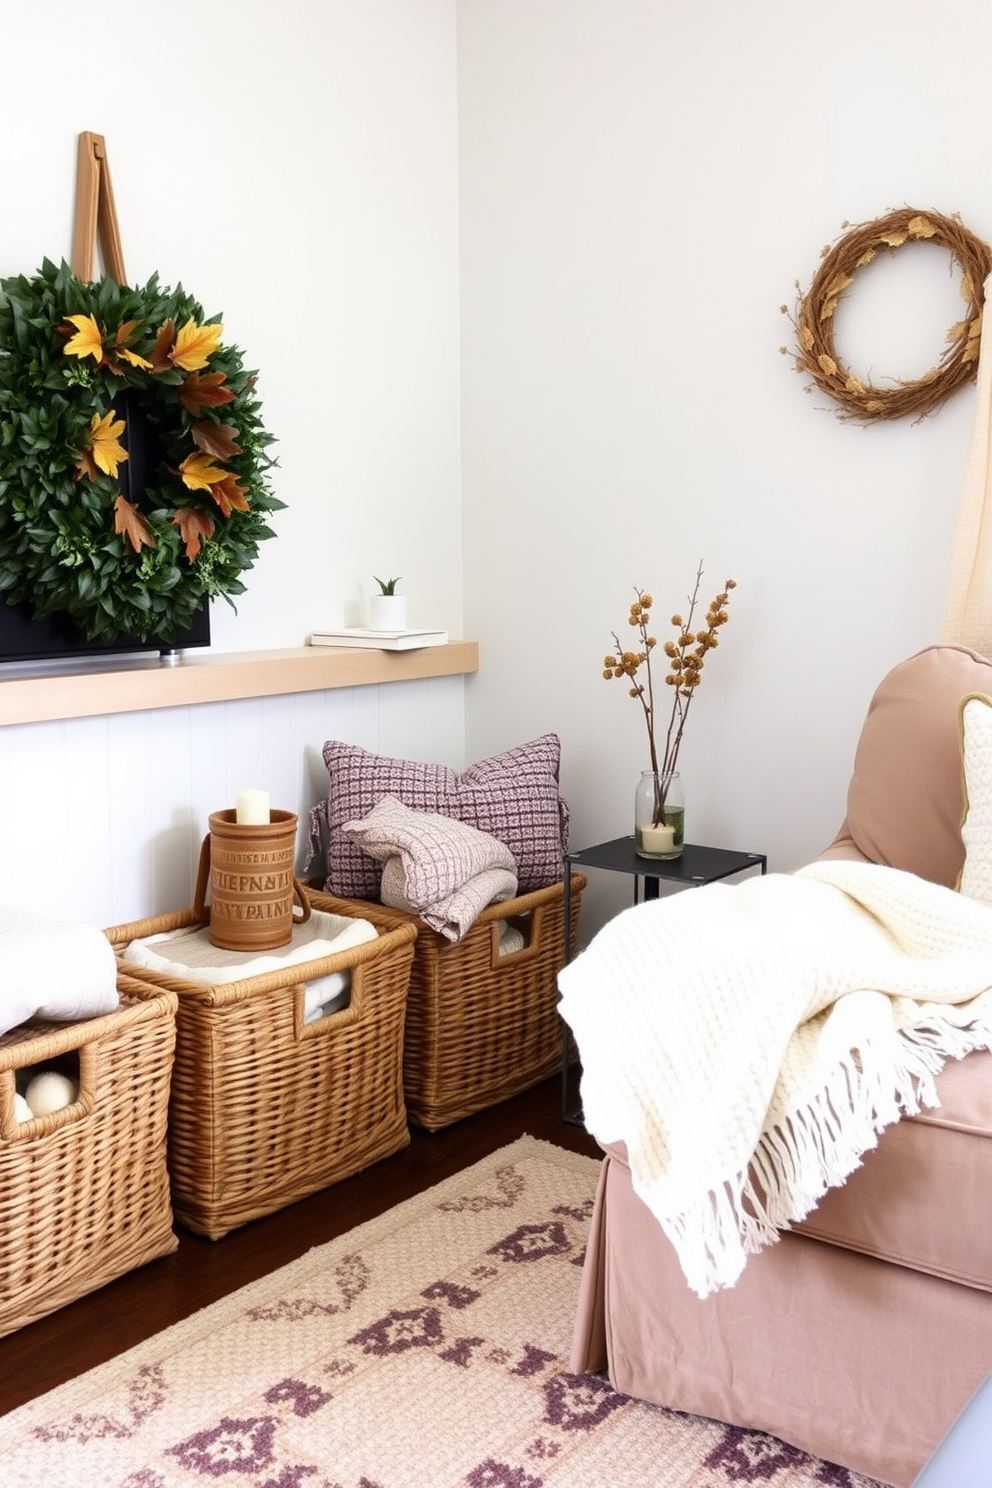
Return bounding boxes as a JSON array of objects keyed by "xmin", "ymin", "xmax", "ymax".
[
  {"xmin": 106, "ymin": 893, "xmax": 417, "ymax": 1240},
  {"xmin": 330, "ymin": 872, "xmax": 586, "ymax": 1131},
  {"xmin": 0, "ymin": 978, "xmax": 178, "ymax": 1337}
]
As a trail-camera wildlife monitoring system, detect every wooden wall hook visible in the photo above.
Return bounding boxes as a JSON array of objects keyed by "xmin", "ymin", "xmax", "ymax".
[{"xmin": 71, "ymin": 132, "xmax": 127, "ymax": 285}]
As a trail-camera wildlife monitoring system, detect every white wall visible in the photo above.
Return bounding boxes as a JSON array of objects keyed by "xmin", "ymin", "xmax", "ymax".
[
  {"xmin": 0, "ymin": 676, "xmax": 466, "ymax": 925},
  {"xmin": 457, "ymin": 0, "xmax": 991, "ymax": 934},
  {"xmin": 0, "ymin": 0, "xmax": 465, "ymax": 924}
]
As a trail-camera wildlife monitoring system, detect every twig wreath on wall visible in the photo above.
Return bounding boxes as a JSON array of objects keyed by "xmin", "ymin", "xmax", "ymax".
[
  {"xmin": 0, "ymin": 258, "xmax": 282, "ymax": 643},
  {"xmin": 783, "ymin": 207, "xmax": 992, "ymax": 425}
]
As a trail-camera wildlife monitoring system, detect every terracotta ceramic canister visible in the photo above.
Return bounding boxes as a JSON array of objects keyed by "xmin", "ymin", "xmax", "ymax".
[{"xmin": 194, "ymin": 809, "xmax": 310, "ymax": 951}]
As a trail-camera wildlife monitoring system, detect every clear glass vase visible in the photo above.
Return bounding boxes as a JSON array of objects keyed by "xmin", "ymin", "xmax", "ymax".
[{"xmin": 634, "ymin": 770, "xmax": 685, "ymax": 859}]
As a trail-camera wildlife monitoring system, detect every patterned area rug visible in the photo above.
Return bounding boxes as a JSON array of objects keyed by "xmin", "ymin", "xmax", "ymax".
[{"xmin": 0, "ymin": 1136, "xmax": 883, "ymax": 1488}]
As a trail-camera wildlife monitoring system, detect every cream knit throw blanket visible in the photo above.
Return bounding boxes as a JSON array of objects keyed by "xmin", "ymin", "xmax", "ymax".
[{"xmin": 558, "ymin": 858, "xmax": 992, "ymax": 1299}]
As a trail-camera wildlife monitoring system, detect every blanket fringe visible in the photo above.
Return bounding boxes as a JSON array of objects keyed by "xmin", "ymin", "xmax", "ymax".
[{"xmin": 664, "ymin": 1011, "xmax": 992, "ymax": 1299}]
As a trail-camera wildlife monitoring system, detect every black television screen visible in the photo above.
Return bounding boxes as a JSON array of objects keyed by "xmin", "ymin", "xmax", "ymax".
[{"xmin": 0, "ymin": 596, "xmax": 211, "ymax": 667}]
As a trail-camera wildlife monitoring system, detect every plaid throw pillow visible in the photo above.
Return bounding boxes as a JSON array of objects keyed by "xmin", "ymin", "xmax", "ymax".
[{"xmin": 320, "ymin": 734, "xmax": 570, "ymax": 898}]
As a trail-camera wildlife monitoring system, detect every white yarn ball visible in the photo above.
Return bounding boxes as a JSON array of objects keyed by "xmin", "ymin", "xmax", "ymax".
[
  {"xmin": 25, "ymin": 1071, "xmax": 77, "ymax": 1117},
  {"xmin": 13, "ymin": 1093, "xmax": 33, "ymax": 1123}
]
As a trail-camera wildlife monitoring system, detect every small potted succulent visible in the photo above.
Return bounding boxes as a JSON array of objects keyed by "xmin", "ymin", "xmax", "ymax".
[{"xmin": 368, "ymin": 575, "xmax": 406, "ymax": 630}]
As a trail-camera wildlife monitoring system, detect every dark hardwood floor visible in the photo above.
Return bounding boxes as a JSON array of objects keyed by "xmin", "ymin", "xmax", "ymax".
[{"xmin": 0, "ymin": 1073, "xmax": 600, "ymax": 1418}]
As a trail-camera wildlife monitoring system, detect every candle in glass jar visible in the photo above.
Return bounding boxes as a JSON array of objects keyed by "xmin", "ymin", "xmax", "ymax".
[
  {"xmin": 640, "ymin": 823, "xmax": 676, "ymax": 854},
  {"xmin": 236, "ymin": 788, "xmax": 270, "ymax": 824}
]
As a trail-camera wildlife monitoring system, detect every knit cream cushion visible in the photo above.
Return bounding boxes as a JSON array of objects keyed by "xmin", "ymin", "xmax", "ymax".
[{"xmin": 959, "ymin": 693, "xmax": 992, "ymax": 906}]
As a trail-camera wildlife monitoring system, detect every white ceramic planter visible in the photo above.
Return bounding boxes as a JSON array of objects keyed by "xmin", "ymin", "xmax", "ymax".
[{"xmin": 368, "ymin": 594, "xmax": 407, "ymax": 630}]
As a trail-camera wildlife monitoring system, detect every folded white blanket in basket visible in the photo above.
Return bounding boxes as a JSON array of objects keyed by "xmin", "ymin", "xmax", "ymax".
[
  {"xmin": 122, "ymin": 909, "xmax": 378, "ymax": 1023},
  {"xmin": 0, "ymin": 905, "xmax": 119, "ymax": 1037}
]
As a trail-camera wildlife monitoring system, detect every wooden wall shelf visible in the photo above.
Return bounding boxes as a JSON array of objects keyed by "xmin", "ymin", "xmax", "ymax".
[{"xmin": 0, "ymin": 641, "xmax": 479, "ymax": 727}]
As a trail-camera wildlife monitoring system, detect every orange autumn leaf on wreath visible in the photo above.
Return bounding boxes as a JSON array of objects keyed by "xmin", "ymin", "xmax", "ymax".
[
  {"xmin": 179, "ymin": 371, "xmax": 236, "ymax": 416},
  {"xmin": 114, "ymin": 495, "xmax": 154, "ymax": 553},
  {"xmin": 178, "ymin": 451, "xmax": 228, "ymax": 491},
  {"xmin": 63, "ymin": 314, "xmax": 105, "ymax": 363},
  {"xmin": 210, "ymin": 472, "xmax": 250, "ymax": 517},
  {"xmin": 112, "ymin": 320, "xmax": 152, "ymax": 371},
  {"xmin": 76, "ymin": 409, "xmax": 129, "ymax": 481},
  {"xmin": 171, "ymin": 318, "xmax": 223, "ymax": 372},
  {"xmin": 148, "ymin": 318, "xmax": 176, "ymax": 372},
  {"xmin": 172, "ymin": 507, "xmax": 215, "ymax": 561},
  {"xmin": 192, "ymin": 421, "xmax": 242, "ymax": 462}
]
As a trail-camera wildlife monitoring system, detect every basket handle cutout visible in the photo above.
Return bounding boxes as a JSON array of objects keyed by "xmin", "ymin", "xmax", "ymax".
[
  {"xmin": 3, "ymin": 1048, "xmax": 94, "ymax": 1142},
  {"xmin": 491, "ymin": 906, "xmax": 545, "ymax": 968},
  {"xmin": 296, "ymin": 979, "xmax": 361, "ymax": 1040}
]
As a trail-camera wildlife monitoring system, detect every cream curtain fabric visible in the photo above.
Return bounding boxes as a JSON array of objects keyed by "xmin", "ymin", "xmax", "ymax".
[{"xmin": 942, "ymin": 271, "xmax": 992, "ymax": 653}]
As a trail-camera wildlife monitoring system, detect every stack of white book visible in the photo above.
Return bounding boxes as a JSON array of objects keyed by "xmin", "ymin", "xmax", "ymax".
[{"xmin": 309, "ymin": 627, "xmax": 448, "ymax": 652}]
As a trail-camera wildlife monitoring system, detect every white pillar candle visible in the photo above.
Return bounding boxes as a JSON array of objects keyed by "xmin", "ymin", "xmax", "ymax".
[
  {"xmin": 640, "ymin": 823, "xmax": 676, "ymax": 854},
  {"xmin": 236, "ymin": 787, "xmax": 270, "ymax": 824}
]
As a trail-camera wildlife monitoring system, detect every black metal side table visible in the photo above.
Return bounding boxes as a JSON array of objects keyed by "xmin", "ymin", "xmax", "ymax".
[{"xmin": 560, "ymin": 836, "xmax": 768, "ymax": 1123}]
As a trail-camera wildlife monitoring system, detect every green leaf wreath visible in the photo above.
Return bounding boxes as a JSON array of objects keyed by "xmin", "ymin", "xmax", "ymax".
[{"xmin": 0, "ymin": 258, "xmax": 283, "ymax": 643}]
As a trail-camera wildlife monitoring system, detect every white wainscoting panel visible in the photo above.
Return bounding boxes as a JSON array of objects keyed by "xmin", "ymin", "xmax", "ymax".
[{"xmin": 0, "ymin": 676, "xmax": 466, "ymax": 928}]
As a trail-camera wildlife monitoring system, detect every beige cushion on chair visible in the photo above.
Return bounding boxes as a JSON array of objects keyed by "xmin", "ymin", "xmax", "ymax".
[
  {"xmin": 819, "ymin": 643, "xmax": 992, "ymax": 888},
  {"xmin": 810, "ymin": 642, "xmax": 992, "ymax": 1292}
]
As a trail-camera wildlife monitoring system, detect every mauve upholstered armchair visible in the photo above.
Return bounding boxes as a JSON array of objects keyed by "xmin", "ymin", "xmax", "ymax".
[{"xmin": 570, "ymin": 644, "xmax": 992, "ymax": 1488}]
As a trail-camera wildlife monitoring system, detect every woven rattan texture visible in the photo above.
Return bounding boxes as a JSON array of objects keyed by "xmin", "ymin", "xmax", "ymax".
[
  {"xmin": 107, "ymin": 893, "xmax": 417, "ymax": 1240},
  {"xmin": 334, "ymin": 874, "xmax": 586, "ymax": 1131},
  {"xmin": 0, "ymin": 981, "xmax": 178, "ymax": 1337}
]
